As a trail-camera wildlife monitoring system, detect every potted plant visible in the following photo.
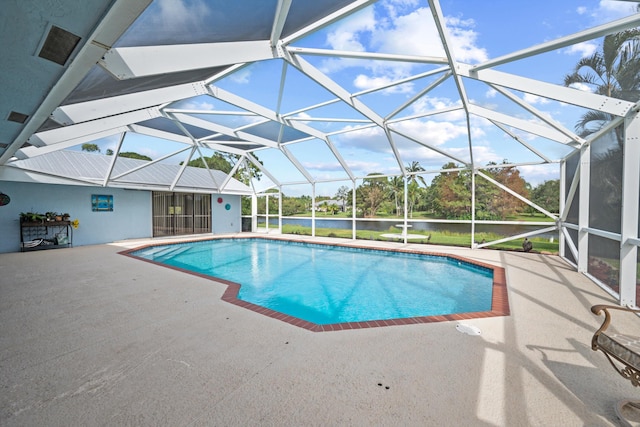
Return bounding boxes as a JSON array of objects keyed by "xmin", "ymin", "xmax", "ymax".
[
  {"xmin": 62, "ymin": 213, "xmax": 70, "ymax": 221},
  {"xmin": 20, "ymin": 212, "xmax": 45, "ymax": 223}
]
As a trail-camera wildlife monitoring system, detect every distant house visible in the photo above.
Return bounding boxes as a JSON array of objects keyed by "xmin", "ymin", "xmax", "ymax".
[{"xmin": 313, "ymin": 199, "xmax": 344, "ymax": 212}]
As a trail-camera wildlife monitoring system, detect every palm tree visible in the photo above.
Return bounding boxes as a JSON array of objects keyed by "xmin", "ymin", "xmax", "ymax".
[
  {"xmin": 405, "ymin": 161, "xmax": 427, "ymax": 186},
  {"xmin": 386, "ymin": 176, "xmax": 404, "ymax": 216},
  {"xmin": 335, "ymin": 185, "xmax": 350, "ymax": 212},
  {"xmin": 404, "ymin": 161, "xmax": 427, "ymax": 218},
  {"xmin": 563, "ymin": 29, "xmax": 640, "ymax": 143}
]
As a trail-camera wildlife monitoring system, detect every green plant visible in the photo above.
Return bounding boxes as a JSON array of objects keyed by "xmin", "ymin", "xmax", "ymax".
[{"xmin": 20, "ymin": 212, "xmax": 46, "ymax": 223}]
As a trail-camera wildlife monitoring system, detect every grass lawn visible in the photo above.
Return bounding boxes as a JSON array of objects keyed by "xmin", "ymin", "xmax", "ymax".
[{"xmin": 281, "ymin": 224, "xmax": 559, "ymax": 254}]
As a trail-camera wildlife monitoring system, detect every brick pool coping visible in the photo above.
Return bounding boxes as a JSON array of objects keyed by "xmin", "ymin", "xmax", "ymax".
[{"xmin": 120, "ymin": 236, "xmax": 509, "ymax": 332}]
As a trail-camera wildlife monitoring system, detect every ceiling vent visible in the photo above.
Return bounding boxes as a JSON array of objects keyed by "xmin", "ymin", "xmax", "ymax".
[
  {"xmin": 7, "ymin": 111, "xmax": 29, "ymax": 124},
  {"xmin": 38, "ymin": 25, "xmax": 81, "ymax": 66}
]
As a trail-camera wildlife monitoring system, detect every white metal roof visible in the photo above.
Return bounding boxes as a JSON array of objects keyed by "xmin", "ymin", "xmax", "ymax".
[{"xmin": 8, "ymin": 150, "xmax": 251, "ymax": 194}]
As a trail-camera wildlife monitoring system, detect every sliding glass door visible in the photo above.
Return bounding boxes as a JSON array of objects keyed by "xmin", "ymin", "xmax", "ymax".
[{"xmin": 152, "ymin": 192, "xmax": 211, "ymax": 237}]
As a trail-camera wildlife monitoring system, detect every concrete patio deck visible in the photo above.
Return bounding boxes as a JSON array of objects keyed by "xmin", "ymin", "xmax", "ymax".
[{"xmin": 1, "ymin": 234, "xmax": 637, "ymax": 426}]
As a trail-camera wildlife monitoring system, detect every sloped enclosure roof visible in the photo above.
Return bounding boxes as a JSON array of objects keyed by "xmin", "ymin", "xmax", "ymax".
[{"xmin": 1, "ymin": 0, "xmax": 639, "ymax": 194}]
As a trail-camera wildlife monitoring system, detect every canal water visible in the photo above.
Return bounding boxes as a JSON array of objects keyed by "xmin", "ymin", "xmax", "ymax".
[{"xmin": 259, "ymin": 217, "xmax": 557, "ymax": 239}]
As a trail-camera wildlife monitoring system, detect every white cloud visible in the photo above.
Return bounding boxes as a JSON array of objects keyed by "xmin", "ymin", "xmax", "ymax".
[
  {"xmin": 320, "ymin": 3, "xmax": 487, "ymax": 89},
  {"xmin": 302, "ymin": 161, "xmax": 345, "ymax": 172},
  {"xmin": 370, "ymin": 8, "xmax": 487, "ymax": 63},
  {"xmin": 443, "ymin": 16, "xmax": 489, "ymax": 63},
  {"xmin": 336, "ymin": 126, "xmax": 390, "ymax": 153},
  {"xmin": 392, "ymin": 119, "xmax": 467, "ymax": 147},
  {"xmin": 148, "ymin": 0, "xmax": 212, "ymax": 36},
  {"xmin": 291, "ymin": 112, "xmax": 313, "ymax": 125},
  {"xmin": 563, "ymin": 41, "xmax": 597, "ymax": 58},
  {"xmin": 353, "ymin": 73, "xmax": 415, "ymax": 93},
  {"xmin": 567, "ymin": 82, "xmax": 592, "ymax": 92},
  {"xmin": 596, "ymin": 0, "xmax": 638, "ymax": 18},
  {"xmin": 325, "ymin": 7, "xmax": 376, "ymax": 52},
  {"xmin": 523, "ymin": 93, "xmax": 550, "ymax": 105},
  {"xmin": 177, "ymin": 99, "xmax": 216, "ymax": 110},
  {"xmin": 229, "ymin": 69, "xmax": 251, "ymax": 84},
  {"xmin": 518, "ymin": 164, "xmax": 560, "ymax": 186},
  {"xmin": 469, "ymin": 145, "xmax": 498, "ymax": 165},
  {"xmin": 582, "ymin": 0, "xmax": 638, "ymax": 25},
  {"xmin": 410, "ymin": 96, "xmax": 465, "ymax": 120},
  {"xmin": 485, "ymin": 88, "xmax": 497, "ymax": 98}
]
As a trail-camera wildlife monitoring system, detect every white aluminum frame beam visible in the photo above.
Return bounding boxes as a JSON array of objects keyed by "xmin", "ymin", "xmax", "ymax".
[
  {"xmin": 16, "ymin": 126, "xmax": 127, "ymax": 159},
  {"xmin": 473, "ymin": 13, "xmax": 640, "ymax": 72},
  {"xmin": 207, "ymin": 85, "xmax": 329, "ymax": 142},
  {"xmin": 172, "ymin": 113, "xmax": 280, "ymax": 149},
  {"xmin": 562, "ymin": 227, "xmax": 579, "ymax": 264},
  {"xmin": 578, "ymin": 144, "xmax": 591, "ymax": 273},
  {"xmin": 387, "ymin": 126, "xmax": 469, "ymax": 166},
  {"xmin": 128, "ymin": 124, "xmax": 194, "ymax": 146},
  {"xmin": 198, "ymin": 142, "xmax": 251, "ymax": 156},
  {"xmin": 281, "ymin": 0, "xmax": 377, "ymax": 45},
  {"xmin": 383, "ymin": 127, "xmax": 405, "ymax": 174},
  {"xmin": 489, "ymin": 84, "xmax": 584, "ymax": 145},
  {"xmin": 110, "ymin": 145, "xmax": 192, "ymax": 181},
  {"xmin": 170, "ymin": 146, "xmax": 197, "ymax": 191},
  {"xmin": 559, "ymin": 159, "xmax": 567, "ymax": 258},
  {"xmin": 386, "ymin": 105, "xmax": 463, "ymax": 125},
  {"xmin": 100, "ymin": 41, "xmax": 275, "ymax": 80},
  {"xmin": 270, "ymin": 0, "xmax": 292, "ymax": 47},
  {"xmin": 489, "ymin": 121, "xmax": 554, "ymax": 163},
  {"xmin": 283, "ymin": 54, "xmax": 384, "ymax": 127},
  {"xmin": 461, "ymin": 64, "xmax": 635, "ymax": 117},
  {"xmin": 476, "ymin": 225, "xmax": 558, "ymax": 249},
  {"xmin": 103, "ymin": 132, "xmax": 126, "ymax": 186},
  {"xmin": 353, "ymin": 66, "xmax": 451, "ymax": 97},
  {"xmin": 469, "ymin": 105, "xmax": 579, "ymax": 146},
  {"xmin": 385, "ymin": 71, "xmax": 452, "ymax": 121},
  {"xmin": 428, "ymin": 0, "xmax": 471, "ymax": 111},
  {"xmin": 324, "ymin": 137, "xmax": 355, "ymax": 181},
  {"xmin": 52, "ymin": 82, "xmax": 209, "ymax": 125},
  {"xmin": 476, "ymin": 170, "xmax": 557, "ymax": 219},
  {"xmin": 619, "ymin": 109, "xmax": 640, "ymax": 306},
  {"xmin": 560, "ymin": 159, "xmax": 581, "ymax": 223},
  {"xmin": 29, "ymin": 107, "xmax": 162, "ymax": 147},
  {"xmin": 287, "ymin": 47, "xmax": 448, "ymax": 65},
  {"xmin": 280, "ymin": 145, "xmax": 315, "ymax": 183},
  {"xmin": 246, "ymin": 152, "xmax": 281, "ymax": 187},
  {"xmin": 219, "ymin": 154, "xmax": 247, "ymax": 192}
]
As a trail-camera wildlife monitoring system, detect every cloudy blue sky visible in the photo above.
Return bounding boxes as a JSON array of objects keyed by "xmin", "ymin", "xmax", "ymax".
[{"xmin": 90, "ymin": 0, "xmax": 638, "ymax": 196}]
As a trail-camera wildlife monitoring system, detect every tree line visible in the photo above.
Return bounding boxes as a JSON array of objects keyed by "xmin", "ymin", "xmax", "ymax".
[{"xmin": 276, "ymin": 161, "xmax": 559, "ymax": 220}]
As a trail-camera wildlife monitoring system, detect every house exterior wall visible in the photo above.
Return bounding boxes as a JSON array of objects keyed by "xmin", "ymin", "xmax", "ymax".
[
  {"xmin": 0, "ymin": 181, "xmax": 152, "ymax": 253},
  {"xmin": 0, "ymin": 181, "xmax": 244, "ymax": 253},
  {"xmin": 212, "ymin": 194, "xmax": 241, "ymax": 234}
]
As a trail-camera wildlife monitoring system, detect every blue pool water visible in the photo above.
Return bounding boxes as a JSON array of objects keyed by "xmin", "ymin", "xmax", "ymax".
[{"xmin": 131, "ymin": 239, "xmax": 494, "ymax": 324}]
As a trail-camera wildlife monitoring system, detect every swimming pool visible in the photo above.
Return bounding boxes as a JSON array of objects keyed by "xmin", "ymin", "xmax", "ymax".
[{"xmin": 126, "ymin": 237, "xmax": 509, "ymax": 330}]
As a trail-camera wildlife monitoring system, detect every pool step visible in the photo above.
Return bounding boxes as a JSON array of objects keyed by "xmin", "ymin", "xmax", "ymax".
[{"xmin": 137, "ymin": 245, "xmax": 190, "ymax": 259}]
